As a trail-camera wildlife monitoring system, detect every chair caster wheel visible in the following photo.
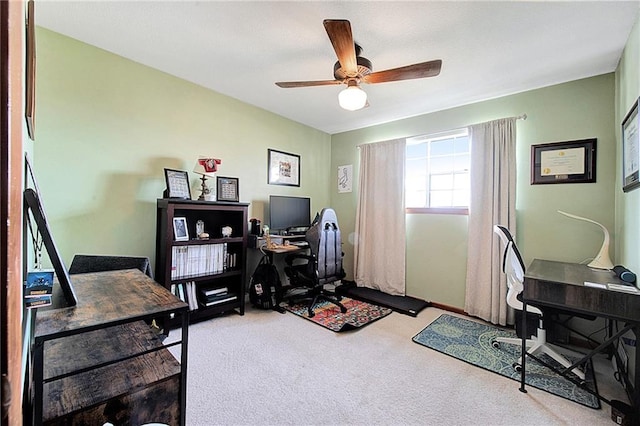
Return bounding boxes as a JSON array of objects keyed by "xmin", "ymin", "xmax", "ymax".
[
  {"xmin": 513, "ymin": 363, "xmax": 522, "ymax": 373},
  {"xmin": 491, "ymin": 340, "xmax": 500, "ymax": 349}
]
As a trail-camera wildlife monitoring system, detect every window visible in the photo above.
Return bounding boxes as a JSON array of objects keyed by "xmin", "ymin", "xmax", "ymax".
[{"xmin": 405, "ymin": 129, "xmax": 470, "ymax": 213}]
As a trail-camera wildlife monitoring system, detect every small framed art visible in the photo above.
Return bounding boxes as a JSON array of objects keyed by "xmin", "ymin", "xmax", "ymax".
[
  {"xmin": 216, "ymin": 176, "xmax": 239, "ymax": 202},
  {"xmin": 164, "ymin": 168, "xmax": 191, "ymax": 199},
  {"xmin": 622, "ymin": 97, "xmax": 639, "ymax": 193},
  {"xmin": 337, "ymin": 164, "xmax": 353, "ymax": 193},
  {"xmin": 268, "ymin": 149, "xmax": 300, "ymax": 186},
  {"xmin": 173, "ymin": 217, "xmax": 189, "ymax": 241},
  {"xmin": 530, "ymin": 139, "xmax": 596, "ymax": 185}
]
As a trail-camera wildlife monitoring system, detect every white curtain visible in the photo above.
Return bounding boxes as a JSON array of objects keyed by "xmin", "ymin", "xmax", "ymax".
[
  {"xmin": 464, "ymin": 117, "xmax": 517, "ymax": 325},
  {"xmin": 354, "ymin": 139, "xmax": 406, "ymax": 296}
]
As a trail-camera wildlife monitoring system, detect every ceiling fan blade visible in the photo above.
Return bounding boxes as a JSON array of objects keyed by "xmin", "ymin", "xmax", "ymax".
[
  {"xmin": 276, "ymin": 80, "xmax": 342, "ymax": 88},
  {"xmin": 362, "ymin": 60, "xmax": 442, "ymax": 84},
  {"xmin": 323, "ymin": 19, "xmax": 357, "ymax": 77}
]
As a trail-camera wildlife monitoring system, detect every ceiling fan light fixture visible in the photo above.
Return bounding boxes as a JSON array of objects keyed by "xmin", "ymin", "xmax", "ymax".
[{"xmin": 338, "ymin": 81, "xmax": 367, "ymax": 111}]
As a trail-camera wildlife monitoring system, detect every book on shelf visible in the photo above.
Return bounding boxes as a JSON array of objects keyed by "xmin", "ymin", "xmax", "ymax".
[
  {"xmin": 171, "ymin": 243, "xmax": 233, "ymax": 279},
  {"xmin": 201, "ymin": 286, "xmax": 229, "ymax": 297},
  {"xmin": 176, "ymin": 282, "xmax": 186, "ymax": 302},
  {"xmin": 200, "ymin": 293, "xmax": 238, "ymax": 307},
  {"xmin": 186, "ymin": 281, "xmax": 199, "ymax": 310}
]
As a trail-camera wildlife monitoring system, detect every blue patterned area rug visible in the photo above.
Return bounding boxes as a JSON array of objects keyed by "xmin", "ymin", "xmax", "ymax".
[{"xmin": 412, "ymin": 314, "xmax": 600, "ymax": 409}]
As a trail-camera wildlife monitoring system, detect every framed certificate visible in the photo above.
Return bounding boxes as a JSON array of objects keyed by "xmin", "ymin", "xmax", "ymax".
[
  {"xmin": 531, "ymin": 139, "xmax": 596, "ymax": 185},
  {"xmin": 164, "ymin": 168, "xmax": 191, "ymax": 199},
  {"xmin": 622, "ymin": 97, "xmax": 639, "ymax": 193}
]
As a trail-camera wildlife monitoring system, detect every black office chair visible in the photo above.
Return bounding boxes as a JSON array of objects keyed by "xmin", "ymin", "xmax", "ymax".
[
  {"xmin": 69, "ymin": 254, "xmax": 154, "ymax": 279},
  {"xmin": 492, "ymin": 225, "xmax": 585, "ymax": 380},
  {"xmin": 283, "ymin": 208, "xmax": 348, "ymax": 317}
]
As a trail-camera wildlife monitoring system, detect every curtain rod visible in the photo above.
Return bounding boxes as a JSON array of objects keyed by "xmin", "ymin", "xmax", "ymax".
[{"xmin": 356, "ymin": 113, "xmax": 528, "ymax": 148}]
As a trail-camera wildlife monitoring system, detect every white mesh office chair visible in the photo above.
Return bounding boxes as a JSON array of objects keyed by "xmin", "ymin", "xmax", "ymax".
[{"xmin": 492, "ymin": 225, "xmax": 585, "ymax": 381}]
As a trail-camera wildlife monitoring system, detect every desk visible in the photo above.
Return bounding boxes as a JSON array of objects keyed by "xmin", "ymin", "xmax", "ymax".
[
  {"xmin": 32, "ymin": 269, "xmax": 188, "ymax": 425},
  {"xmin": 522, "ymin": 259, "xmax": 640, "ymax": 415},
  {"xmin": 251, "ymin": 235, "xmax": 308, "ymax": 262}
]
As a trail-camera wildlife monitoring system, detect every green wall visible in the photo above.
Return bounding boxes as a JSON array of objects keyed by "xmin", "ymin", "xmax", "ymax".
[
  {"xmin": 615, "ymin": 16, "xmax": 640, "ymax": 276},
  {"xmin": 35, "ymin": 28, "xmax": 331, "ymax": 271},
  {"xmin": 331, "ymin": 74, "xmax": 617, "ymax": 308},
  {"xmin": 36, "ymin": 18, "xmax": 638, "ymax": 311}
]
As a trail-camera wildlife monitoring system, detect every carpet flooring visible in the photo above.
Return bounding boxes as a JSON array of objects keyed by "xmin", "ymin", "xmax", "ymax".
[
  {"xmin": 284, "ymin": 297, "xmax": 392, "ymax": 332},
  {"xmin": 413, "ymin": 314, "xmax": 600, "ymax": 409}
]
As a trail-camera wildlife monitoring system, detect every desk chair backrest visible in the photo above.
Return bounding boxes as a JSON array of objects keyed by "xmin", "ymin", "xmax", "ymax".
[
  {"xmin": 306, "ymin": 208, "xmax": 344, "ymax": 285},
  {"xmin": 494, "ymin": 225, "xmax": 539, "ymax": 314}
]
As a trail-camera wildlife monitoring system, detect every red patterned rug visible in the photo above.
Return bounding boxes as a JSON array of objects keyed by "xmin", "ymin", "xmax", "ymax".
[{"xmin": 284, "ymin": 297, "xmax": 393, "ymax": 332}]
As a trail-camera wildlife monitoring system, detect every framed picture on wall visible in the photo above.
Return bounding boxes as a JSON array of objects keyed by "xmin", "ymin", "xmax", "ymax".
[
  {"xmin": 337, "ymin": 164, "xmax": 353, "ymax": 193},
  {"xmin": 530, "ymin": 139, "xmax": 596, "ymax": 185},
  {"xmin": 25, "ymin": 0, "xmax": 36, "ymax": 140},
  {"xmin": 622, "ymin": 97, "xmax": 640, "ymax": 193},
  {"xmin": 268, "ymin": 149, "xmax": 300, "ymax": 186}
]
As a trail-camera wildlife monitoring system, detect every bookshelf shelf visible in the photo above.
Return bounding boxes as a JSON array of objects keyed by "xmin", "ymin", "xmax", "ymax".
[{"xmin": 156, "ymin": 198, "xmax": 249, "ymax": 326}]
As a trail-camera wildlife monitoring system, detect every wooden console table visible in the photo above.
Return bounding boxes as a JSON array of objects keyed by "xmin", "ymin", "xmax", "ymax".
[{"xmin": 30, "ymin": 269, "xmax": 189, "ymax": 425}]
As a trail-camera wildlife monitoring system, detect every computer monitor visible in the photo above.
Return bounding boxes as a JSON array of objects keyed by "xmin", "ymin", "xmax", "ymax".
[{"xmin": 268, "ymin": 195, "xmax": 311, "ymax": 234}]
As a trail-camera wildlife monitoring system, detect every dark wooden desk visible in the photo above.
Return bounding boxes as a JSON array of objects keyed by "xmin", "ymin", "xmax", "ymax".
[{"xmin": 522, "ymin": 259, "xmax": 640, "ymax": 415}]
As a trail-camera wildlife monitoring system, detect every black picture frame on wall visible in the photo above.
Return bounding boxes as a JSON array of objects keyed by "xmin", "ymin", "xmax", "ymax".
[
  {"xmin": 531, "ymin": 138, "xmax": 597, "ymax": 185},
  {"xmin": 622, "ymin": 97, "xmax": 640, "ymax": 193},
  {"xmin": 268, "ymin": 149, "xmax": 300, "ymax": 187},
  {"xmin": 25, "ymin": 0, "xmax": 36, "ymax": 140}
]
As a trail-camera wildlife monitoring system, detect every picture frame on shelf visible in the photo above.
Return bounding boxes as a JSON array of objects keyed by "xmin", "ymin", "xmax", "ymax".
[
  {"xmin": 164, "ymin": 168, "xmax": 191, "ymax": 199},
  {"xmin": 173, "ymin": 217, "xmax": 189, "ymax": 241},
  {"xmin": 622, "ymin": 97, "xmax": 640, "ymax": 193},
  {"xmin": 216, "ymin": 176, "xmax": 239, "ymax": 202},
  {"xmin": 530, "ymin": 138, "xmax": 596, "ymax": 185},
  {"xmin": 268, "ymin": 149, "xmax": 300, "ymax": 187}
]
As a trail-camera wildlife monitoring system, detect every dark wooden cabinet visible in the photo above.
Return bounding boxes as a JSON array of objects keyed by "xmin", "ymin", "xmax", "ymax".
[
  {"xmin": 156, "ymin": 198, "xmax": 249, "ymax": 326},
  {"xmin": 31, "ymin": 269, "xmax": 189, "ymax": 425}
]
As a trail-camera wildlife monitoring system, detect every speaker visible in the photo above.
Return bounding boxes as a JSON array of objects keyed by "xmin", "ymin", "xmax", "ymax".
[{"xmin": 613, "ymin": 265, "xmax": 637, "ymax": 284}]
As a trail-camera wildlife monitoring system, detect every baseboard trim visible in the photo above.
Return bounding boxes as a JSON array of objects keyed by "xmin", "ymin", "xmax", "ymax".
[{"xmin": 430, "ymin": 302, "xmax": 466, "ymax": 316}]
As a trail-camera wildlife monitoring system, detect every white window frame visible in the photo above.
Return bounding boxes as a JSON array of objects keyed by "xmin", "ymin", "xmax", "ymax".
[{"xmin": 405, "ymin": 128, "xmax": 470, "ymax": 215}]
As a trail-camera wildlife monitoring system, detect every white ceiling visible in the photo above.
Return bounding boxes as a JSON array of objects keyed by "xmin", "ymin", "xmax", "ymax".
[{"xmin": 36, "ymin": 1, "xmax": 640, "ymax": 135}]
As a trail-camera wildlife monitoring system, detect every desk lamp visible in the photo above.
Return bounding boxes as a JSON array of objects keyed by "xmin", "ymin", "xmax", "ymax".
[
  {"xmin": 558, "ymin": 210, "xmax": 614, "ymax": 270},
  {"xmin": 193, "ymin": 157, "xmax": 221, "ymax": 201}
]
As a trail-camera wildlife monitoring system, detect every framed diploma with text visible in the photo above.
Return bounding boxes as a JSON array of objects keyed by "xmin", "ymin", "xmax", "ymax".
[
  {"xmin": 531, "ymin": 139, "xmax": 596, "ymax": 185},
  {"xmin": 622, "ymin": 98, "xmax": 639, "ymax": 193}
]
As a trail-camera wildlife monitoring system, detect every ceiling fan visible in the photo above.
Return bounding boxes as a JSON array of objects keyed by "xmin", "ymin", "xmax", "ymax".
[{"xmin": 275, "ymin": 19, "xmax": 442, "ymax": 111}]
